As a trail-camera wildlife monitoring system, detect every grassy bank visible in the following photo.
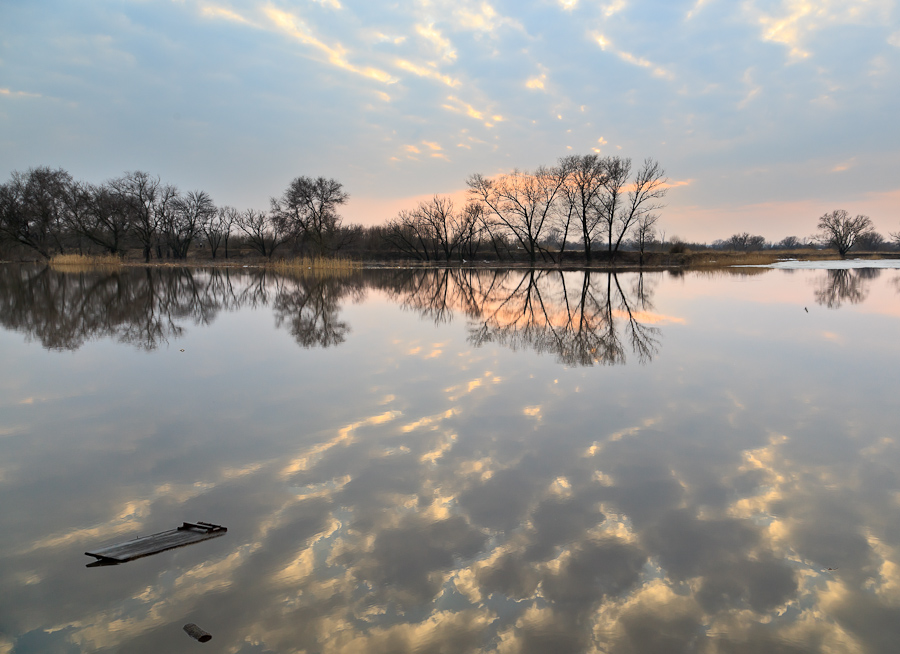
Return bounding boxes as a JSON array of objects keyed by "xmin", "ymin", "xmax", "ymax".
[{"xmin": 11, "ymin": 248, "xmax": 897, "ymax": 273}]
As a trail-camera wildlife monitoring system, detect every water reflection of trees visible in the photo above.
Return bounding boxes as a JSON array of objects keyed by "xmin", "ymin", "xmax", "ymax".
[
  {"xmin": 0, "ymin": 266, "xmax": 364, "ymax": 350},
  {"xmin": 272, "ymin": 275, "xmax": 364, "ymax": 348},
  {"xmin": 375, "ymin": 268, "xmax": 661, "ymax": 365},
  {"xmin": 1, "ymin": 265, "xmax": 662, "ymax": 361},
  {"xmin": 813, "ymin": 268, "xmax": 880, "ymax": 309}
]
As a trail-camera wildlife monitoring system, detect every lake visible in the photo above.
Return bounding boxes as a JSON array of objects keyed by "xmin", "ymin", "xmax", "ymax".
[{"xmin": 1, "ymin": 263, "xmax": 899, "ymax": 653}]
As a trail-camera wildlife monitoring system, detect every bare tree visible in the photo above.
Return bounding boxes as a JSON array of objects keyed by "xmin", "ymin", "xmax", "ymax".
[
  {"xmin": 854, "ymin": 231, "xmax": 885, "ymax": 251},
  {"xmin": 205, "ymin": 206, "xmax": 237, "ymax": 259},
  {"xmin": 603, "ymin": 158, "xmax": 668, "ymax": 256},
  {"xmin": 558, "ymin": 154, "xmax": 608, "ymax": 262},
  {"xmin": 597, "ymin": 157, "xmax": 631, "ymax": 255},
  {"xmin": 79, "ymin": 183, "xmax": 132, "ymax": 254},
  {"xmin": 0, "ymin": 167, "xmax": 73, "ymax": 258},
  {"xmin": 467, "ymin": 167, "xmax": 567, "ymax": 263},
  {"xmin": 456, "ymin": 202, "xmax": 485, "ymax": 260},
  {"xmin": 777, "ymin": 236, "xmax": 802, "ymax": 249},
  {"xmin": 386, "ymin": 195, "xmax": 484, "ymax": 262},
  {"xmin": 237, "ymin": 209, "xmax": 294, "ymax": 259},
  {"xmin": 385, "ymin": 208, "xmax": 436, "ymax": 261},
  {"xmin": 271, "ymin": 176, "xmax": 349, "ymax": 255},
  {"xmin": 107, "ymin": 172, "xmax": 179, "ymax": 262},
  {"xmin": 420, "ymin": 195, "xmax": 459, "ymax": 261},
  {"xmin": 817, "ymin": 210, "xmax": 875, "ymax": 258},
  {"xmin": 725, "ymin": 232, "xmax": 767, "ymax": 251},
  {"xmin": 632, "ymin": 213, "xmax": 659, "ymax": 266},
  {"xmin": 167, "ymin": 190, "xmax": 216, "ymax": 259}
]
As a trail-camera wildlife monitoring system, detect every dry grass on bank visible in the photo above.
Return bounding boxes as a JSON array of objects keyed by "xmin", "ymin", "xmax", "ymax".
[
  {"xmin": 267, "ymin": 256, "xmax": 361, "ymax": 277},
  {"xmin": 49, "ymin": 253, "xmax": 123, "ymax": 271},
  {"xmin": 676, "ymin": 249, "xmax": 848, "ymax": 269}
]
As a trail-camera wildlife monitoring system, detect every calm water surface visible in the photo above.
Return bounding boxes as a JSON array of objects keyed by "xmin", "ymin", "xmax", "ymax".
[{"xmin": 1, "ymin": 264, "xmax": 899, "ymax": 653}]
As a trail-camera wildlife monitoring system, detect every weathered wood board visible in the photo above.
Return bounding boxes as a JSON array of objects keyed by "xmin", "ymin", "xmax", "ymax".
[{"xmin": 85, "ymin": 522, "xmax": 227, "ymax": 565}]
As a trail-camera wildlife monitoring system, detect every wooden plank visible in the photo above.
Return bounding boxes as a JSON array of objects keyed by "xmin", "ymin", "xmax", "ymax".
[{"xmin": 85, "ymin": 522, "xmax": 227, "ymax": 564}]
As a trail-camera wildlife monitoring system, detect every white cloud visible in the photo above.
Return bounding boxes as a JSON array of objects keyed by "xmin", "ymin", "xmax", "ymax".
[
  {"xmin": 737, "ymin": 68, "xmax": 761, "ymax": 109},
  {"xmin": 263, "ymin": 6, "xmax": 397, "ymax": 84},
  {"xmin": 450, "ymin": 1, "xmax": 524, "ymax": 34},
  {"xmin": 686, "ymin": 0, "xmax": 712, "ymax": 20},
  {"xmin": 395, "ymin": 59, "xmax": 459, "ymax": 87},
  {"xmin": 602, "ymin": 0, "xmax": 627, "ymax": 17},
  {"xmin": 416, "ymin": 23, "xmax": 457, "ymax": 61},
  {"xmin": 526, "ymin": 74, "xmax": 546, "ymax": 90},
  {"xmin": 593, "ymin": 33, "xmax": 673, "ymax": 80},
  {"xmin": 744, "ymin": 0, "xmax": 894, "ymax": 60},
  {"xmin": 0, "ymin": 88, "xmax": 42, "ymax": 99}
]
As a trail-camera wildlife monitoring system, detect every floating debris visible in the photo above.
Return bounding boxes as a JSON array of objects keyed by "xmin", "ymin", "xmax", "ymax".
[
  {"xmin": 184, "ymin": 623, "xmax": 212, "ymax": 643},
  {"xmin": 85, "ymin": 522, "xmax": 227, "ymax": 566}
]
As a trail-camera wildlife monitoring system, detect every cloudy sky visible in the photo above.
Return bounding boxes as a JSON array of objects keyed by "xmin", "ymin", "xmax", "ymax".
[{"xmin": 2, "ymin": 0, "xmax": 899, "ymax": 241}]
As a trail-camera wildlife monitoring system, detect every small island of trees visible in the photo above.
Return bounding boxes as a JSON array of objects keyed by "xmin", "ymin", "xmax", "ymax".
[{"xmin": 1, "ymin": 159, "xmax": 897, "ymax": 266}]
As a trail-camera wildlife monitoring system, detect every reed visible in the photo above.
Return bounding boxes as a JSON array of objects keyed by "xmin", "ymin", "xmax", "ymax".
[
  {"xmin": 267, "ymin": 256, "xmax": 361, "ymax": 277},
  {"xmin": 49, "ymin": 253, "xmax": 123, "ymax": 271}
]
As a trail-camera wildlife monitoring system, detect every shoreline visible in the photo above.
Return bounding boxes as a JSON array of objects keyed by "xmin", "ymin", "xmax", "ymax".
[{"xmin": 3, "ymin": 251, "xmax": 900, "ymax": 273}]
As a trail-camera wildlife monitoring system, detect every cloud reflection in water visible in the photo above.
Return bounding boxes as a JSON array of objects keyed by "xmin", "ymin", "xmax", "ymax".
[{"xmin": 0, "ymin": 266, "xmax": 899, "ymax": 652}]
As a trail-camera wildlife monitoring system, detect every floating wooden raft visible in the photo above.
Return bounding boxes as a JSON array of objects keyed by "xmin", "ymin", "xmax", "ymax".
[{"xmin": 85, "ymin": 522, "xmax": 227, "ymax": 565}]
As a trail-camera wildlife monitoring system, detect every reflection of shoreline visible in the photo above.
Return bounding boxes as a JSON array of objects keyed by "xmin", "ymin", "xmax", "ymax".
[
  {"xmin": 4, "ymin": 264, "xmax": 888, "ymax": 357},
  {"xmin": 0, "ymin": 266, "xmax": 667, "ymax": 363},
  {"xmin": 0, "ymin": 265, "xmax": 367, "ymax": 351}
]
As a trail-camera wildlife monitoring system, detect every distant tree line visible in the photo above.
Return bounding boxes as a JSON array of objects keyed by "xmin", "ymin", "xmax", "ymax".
[
  {"xmin": 706, "ymin": 211, "xmax": 898, "ymax": 258},
  {"xmin": 2, "ymin": 164, "xmax": 897, "ymax": 263}
]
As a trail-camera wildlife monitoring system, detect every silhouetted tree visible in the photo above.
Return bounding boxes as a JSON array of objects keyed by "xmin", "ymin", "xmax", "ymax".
[
  {"xmin": 0, "ymin": 167, "xmax": 73, "ymax": 258},
  {"xmin": 74, "ymin": 182, "xmax": 132, "ymax": 254},
  {"xmin": 558, "ymin": 154, "xmax": 608, "ymax": 262},
  {"xmin": 271, "ymin": 176, "xmax": 349, "ymax": 255},
  {"xmin": 633, "ymin": 213, "xmax": 659, "ymax": 266},
  {"xmin": 467, "ymin": 167, "xmax": 567, "ymax": 263},
  {"xmin": 166, "ymin": 190, "xmax": 216, "ymax": 259},
  {"xmin": 108, "ymin": 172, "xmax": 173, "ymax": 262},
  {"xmin": 205, "ymin": 206, "xmax": 236, "ymax": 259},
  {"xmin": 237, "ymin": 208, "xmax": 294, "ymax": 259},
  {"xmin": 386, "ymin": 196, "xmax": 482, "ymax": 261},
  {"xmin": 725, "ymin": 232, "xmax": 767, "ymax": 251},
  {"xmin": 817, "ymin": 210, "xmax": 875, "ymax": 258},
  {"xmin": 598, "ymin": 157, "xmax": 668, "ymax": 256},
  {"xmin": 854, "ymin": 231, "xmax": 885, "ymax": 251}
]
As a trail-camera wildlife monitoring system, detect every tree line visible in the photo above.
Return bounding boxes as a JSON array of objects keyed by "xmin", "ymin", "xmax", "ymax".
[
  {"xmin": 2, "ymin": 162, "xmax": 896, "ymax": 263},
  {"xmin": 0, "ymin": 157, "xmax": 668, "ymax": 263},
  {"xmin": 0, "ymin": 167, "xmax": 353, "ymax": 262},
  {"xmin": 386, "ymin": 155, "xmax": 667, "ymax": 263}
]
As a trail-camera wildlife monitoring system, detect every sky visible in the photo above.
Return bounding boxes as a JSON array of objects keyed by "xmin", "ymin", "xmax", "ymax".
[{"xmin": 1, "ymin": 0, "xmax": 899, "ymax": 242}]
